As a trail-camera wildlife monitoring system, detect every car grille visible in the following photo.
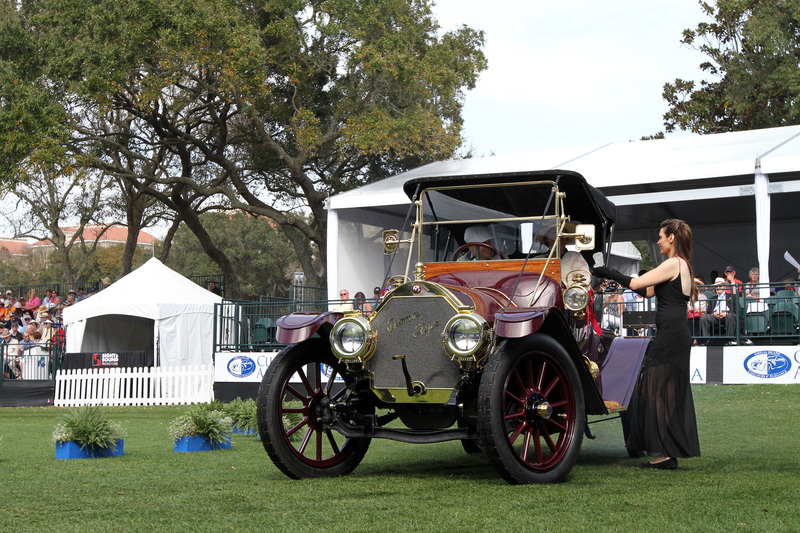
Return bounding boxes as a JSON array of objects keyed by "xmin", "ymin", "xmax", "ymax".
[{"xmin": 368, "ymin": 295, "xmax": 462, "ymax": 390}]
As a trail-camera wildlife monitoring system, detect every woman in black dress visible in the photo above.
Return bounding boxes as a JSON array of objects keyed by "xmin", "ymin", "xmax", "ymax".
[{"xmin": 595, "ymin": 219, "xmax": 701, "ymax": 469}]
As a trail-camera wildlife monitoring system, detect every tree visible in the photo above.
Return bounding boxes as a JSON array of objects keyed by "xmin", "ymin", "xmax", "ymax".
[
  {"xmin": 663, "ymin": 0, "xmax": 800, "ymax": 133},
  {"xmin": 0, "ymin": 0, "xmax": 487, "ymax": 294},
  {"xmin": 0, "ymin": 160, "xmax": 115, "ymax": 282},
  {"xmin": 165, "ymin": 212, "xmax": 301, "ymax": 299}
]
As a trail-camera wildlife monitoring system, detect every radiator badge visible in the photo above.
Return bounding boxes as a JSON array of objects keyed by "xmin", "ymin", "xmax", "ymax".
[{"xmin": 386, "ymin": 311, "xmax": 421, "ymax": 333}]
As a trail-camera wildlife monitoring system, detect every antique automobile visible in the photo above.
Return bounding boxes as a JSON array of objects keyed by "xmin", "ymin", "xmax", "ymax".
[{"xmin": 257, "ymin": 169, "xmax": 648, "ymax": 484}]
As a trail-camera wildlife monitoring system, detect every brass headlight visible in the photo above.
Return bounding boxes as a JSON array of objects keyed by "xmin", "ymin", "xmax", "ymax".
[
  {"xmin": 330, "ymin": 315, "xmax": 376, "ymax": 362},
  {"xmin": 442, "ymin": 313, "xmax": 490, "ymax": 360},
  {"xmin": 564, "ymin": 285, "xmax": 589, "ymax": 311}
]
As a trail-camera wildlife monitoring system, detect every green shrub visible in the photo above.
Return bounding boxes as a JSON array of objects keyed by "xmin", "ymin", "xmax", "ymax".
[
  {"xmin": 168, "ymin": 404, "xmax": 233, "ymax": 446},
  {"xmin": 52, "ymin": 405, "xmax": 126, "ymax": 451}
]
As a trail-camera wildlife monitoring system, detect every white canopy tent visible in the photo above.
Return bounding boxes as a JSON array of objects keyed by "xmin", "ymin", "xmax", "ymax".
[
  {"xmin": 63, "ymin": 258, "xmax": 222, "ymax": 366},
  {"xmin": 326, "ymin": 125, "xmax": 800, "ymax": 297}
]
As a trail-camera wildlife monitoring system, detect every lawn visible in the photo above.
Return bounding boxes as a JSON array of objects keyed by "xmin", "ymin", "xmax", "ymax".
[{"xmin": 1, "ymin": 384, "xmax": 798, "ymax": 532}]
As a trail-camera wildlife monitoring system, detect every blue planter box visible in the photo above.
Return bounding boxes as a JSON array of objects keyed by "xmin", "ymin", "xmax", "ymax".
[
  {"xmin": 55, "ymin": 439, "xmax": 124, "ymax": 459},
  {"xmin": 173, "ymin": 434, "xmax": 231, "ymax": 452}
]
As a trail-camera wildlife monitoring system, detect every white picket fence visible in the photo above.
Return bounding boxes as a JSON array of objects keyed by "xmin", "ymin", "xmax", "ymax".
[{"xmin": 54, "ymin": 364, "xmax": 214, "ymax": 407}]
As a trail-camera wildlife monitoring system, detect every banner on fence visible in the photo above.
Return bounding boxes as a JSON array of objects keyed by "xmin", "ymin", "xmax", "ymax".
[
  {"xmin": 214, "ymin": 351, "xmax": 343, "ymax": 384},
  {"xmin": 723, "ymin": 346, "xmax": 800, "ymax": 384}
]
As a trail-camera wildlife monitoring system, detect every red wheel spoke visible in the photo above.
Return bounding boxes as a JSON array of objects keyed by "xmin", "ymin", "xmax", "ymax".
[
  {"xmin": 315, "ymin": 426, "xmax": 323, "ymax": 461},
  {"xmin": 547, "ymin": 418, "xmax": 567, "ymax": 432},
  {"xmin": 543, "ymin": 375, "xmax": 561, "ymax": 397},
  {"xmin": 505, "ymin": 389, "xmax": 524, "ymax": 405},
  {"xmin": 285, "ymin": 417, "xmax": 309, "ymax": 438},
  {"xmin": 520, "ymin": 428, "xmax": 532, "ymax": 462},
  {"xmin": 504, "ymin": 409, "xmax": 525, "ymax": 421},
  {"xmin": 535, "ymin": 360, "xmax": 547, "ymax": 392},
  {"xmin": 542, "ymin": 428, "xmax": 557, "ymax": 453},
  {"xmin": 282, "ymin": 407, "xmax": 304, "ymax": 414},
  {"xmin": 297, "ymin": 368, "xmax": 316, "ymax": 396},
  {"xmin": 534, "ymin": 429, "xmax": 544, "ymax": 463},
  {"xmin": 325, "ymin": 430, "xmax": 341, "ymax": 454},
  {"xmin": 323, "ymin": 366, "xmax": 339, "ymax": 395},
  {"xmin": 284, "ymin": 384, "xmax": 309, "ymax": 404},
  {"xmin": 508, "ymin": 420, "xmax": 527, "ymax": 445},
  {"xmin": 511, "ymin": 367, "xmax": 526, "ymax": 393},
  {"xmin": 297, "ymin": 426, "xmax": 313, "ymax": 453}
]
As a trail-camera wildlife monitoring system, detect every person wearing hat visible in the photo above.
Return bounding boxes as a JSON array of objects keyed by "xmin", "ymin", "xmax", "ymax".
[
  {"xmin": 101, "ymin": 277, "xmax": 112, "ymax": 288},
  {"xmin": 722, "ymin": 265, "xmax": 743, "ymax": 294},
  {"xmin": 1, "ymin": 328, "xmax": 23, "ymax": 379},
  {"xmin": 700, "ymin": 277, "xmax": 735, "ymax": 339},
  {"xmin": 456, "ymin": 225, "xmax": 501, "ymax": 261}
]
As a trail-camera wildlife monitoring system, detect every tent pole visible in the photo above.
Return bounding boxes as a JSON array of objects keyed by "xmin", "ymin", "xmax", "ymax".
[{"xmin": 754, "ymin": 158, "xmax": 771, "ymax": 287}]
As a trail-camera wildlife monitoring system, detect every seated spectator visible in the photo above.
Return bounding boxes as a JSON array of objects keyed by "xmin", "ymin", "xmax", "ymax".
[
  {"xmin": 333, "ymin": 289, "xmax": 353, "ymax": 312},
  {"xmin": 24, "ymin": 289, "xmax": 41, "ymax": 313},
  {"xmin": 9, "ymin": 321, "xmax": 23, "ymax": 341},
  {"xmin": 723, "ymin": 265, "xmax": 743, "ymax": 293},
  {"xmin": 50, "ymin": 290, "xmax": 61, "ymax": 310},
  {"xmin": 65, "ymin": 291, "xmax": 77, "ymax": 307},
  {"xmin": 745, "ymin": 267, "xmax": 762, "ymax": 299},
  {"xmin": 782, "ymin": 276, "xmax": 798, "ymax": 293},
  {"xmin": 30, "ymin": 331, "xmax": 47, "ymax": 356},
  {"xmin": 42, "ymin": 289, "xmax": 53, "ymax": 309},
  {"xmin": 353, "ymin": 291, "xmax": 372, "ymax": 316},
  {"xmin": 20, "ymin": 330, "xmax": 34, "ymax": 354},
  {"xmin": 701, "ymin": 278, "xmax": 735, "ymax": 340}
]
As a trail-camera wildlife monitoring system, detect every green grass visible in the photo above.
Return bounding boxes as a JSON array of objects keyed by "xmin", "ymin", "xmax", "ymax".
[{"xmin": 1, "ymin": 385, "xmax": 799, "ymax": 532}]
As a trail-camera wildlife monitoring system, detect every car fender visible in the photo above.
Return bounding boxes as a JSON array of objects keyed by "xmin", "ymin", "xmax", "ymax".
[
  {"xmin": 275, "ymin": 312, "xmax": 341, "ymax": 345},
  {"xmin": 494, "ymin": 307, "xmax": 605, "ymax": 415}
]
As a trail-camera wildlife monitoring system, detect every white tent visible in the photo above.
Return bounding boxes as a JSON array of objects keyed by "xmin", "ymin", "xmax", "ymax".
[
  {"xmin": 63, "ymin": 258, "xmax": 222, "ymax": 366},
  {"xmin": 326, "ymin": 125, "xmax": 800, "ymax": 297}
]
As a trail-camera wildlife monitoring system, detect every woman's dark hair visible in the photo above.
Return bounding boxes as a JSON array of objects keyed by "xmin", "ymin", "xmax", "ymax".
[
  {"xmin": 661, "ymin": 218, "xmax": 698, "ymax": 300},
  {"xmin": 353, "ymin": 291, "xmax": 366, "ymax": 310}
]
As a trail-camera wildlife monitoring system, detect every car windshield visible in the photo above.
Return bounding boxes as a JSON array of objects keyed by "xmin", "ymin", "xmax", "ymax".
[{"xmin": 416, "ymin": 181, "xmax": 575, "ymax": 262}]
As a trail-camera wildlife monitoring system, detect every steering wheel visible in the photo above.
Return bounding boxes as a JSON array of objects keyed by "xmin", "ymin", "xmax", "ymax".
[{"xmin": 452, "ymin": 242, "xmax": 504, "ymax": 261}]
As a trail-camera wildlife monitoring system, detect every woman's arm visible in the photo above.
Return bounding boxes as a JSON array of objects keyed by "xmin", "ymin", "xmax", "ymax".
[{"xmin": 629, "ymin": 258, "xmax": 680, "ymax": 295}]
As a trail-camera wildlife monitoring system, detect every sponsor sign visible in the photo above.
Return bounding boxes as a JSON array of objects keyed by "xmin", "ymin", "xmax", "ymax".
[
  {"xmin": 92, "ymin": 352, "xmax": 119, "ymax": 367},
  {"xmin": 723, "ymin": 346, "xmax": 800, "ymax": 384},
  {"xmin": 689, "ymin": 346, "xmax": 707, "ymax": 384},
  {"xmin": 214, "ymin": 352, "xmax": 344, "ymax": 385}
]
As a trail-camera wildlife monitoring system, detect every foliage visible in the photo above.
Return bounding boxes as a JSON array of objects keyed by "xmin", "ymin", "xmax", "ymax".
[
  {"xmin": 0, "ymin": 0, "xmax": 487, "ymax": 291},
  {"xmin": 166, "ymin": 212, "xmax": 299, "ymax": 299},
  {"xmin": 663, "ymin": 0, "xmax": 800, "ymax": 133},
  {"xmin": 168, "ymin": 405, "xmax": 232, "ymax": 446},
  {"xmin": 51, "ymin": 404, "xmax": 126, "ymax": 451},
  {"xmin": 223, "ymin": 397, "xmax": 258, "ymax": 433}
]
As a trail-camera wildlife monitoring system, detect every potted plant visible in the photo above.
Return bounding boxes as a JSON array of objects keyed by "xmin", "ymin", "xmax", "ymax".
[
  {"xmin": 169, "ymin": 404, "xmax": 232, "ymax": 452},
  {"xmin": 225, "ymin": 397, "xmax": 258, "ymax": 435},
  {"xmin": 52, "ymin": 405, "xmax": 126, "ymax": 459}
]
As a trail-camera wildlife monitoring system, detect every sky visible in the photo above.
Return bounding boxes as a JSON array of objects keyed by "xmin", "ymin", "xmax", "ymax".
[{"xmin": 431, "ymin": 0, "xmax": 712, "ymax": 156}]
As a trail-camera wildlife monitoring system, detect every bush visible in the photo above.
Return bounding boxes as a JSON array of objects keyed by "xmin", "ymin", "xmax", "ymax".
[
  {"xmin": 52, "ymin": 405, "xmax": 126, "ymax": 451},
  {"xmin": 168, "ymin": 405, "xmax": 232, "ymax": 446},
  {"xmin": 223, "ymin": 397, "xmax": 258, "ymax": 433}
]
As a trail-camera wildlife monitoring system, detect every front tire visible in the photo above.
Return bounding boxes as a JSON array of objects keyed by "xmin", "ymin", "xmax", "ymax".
[
  {"xmin": 478, "ymin": 335, "xmax": 585, "ymax": 484},
  {"xmin": 257, "ymin": 338, "xmax": 370, "ymax": 479}
]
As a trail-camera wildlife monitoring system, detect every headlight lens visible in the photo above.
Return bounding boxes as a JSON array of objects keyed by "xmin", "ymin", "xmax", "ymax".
[
  {"xmin": 442, "ymin": 313, "xmax": 490, "ymax": 360},
  {"xmin": 330, "ymin": 316, "xmax": 376, "ymax": 362},
  {"xmin": 564, "ymin": 285, "xmax": 589, "ymax": 311}
]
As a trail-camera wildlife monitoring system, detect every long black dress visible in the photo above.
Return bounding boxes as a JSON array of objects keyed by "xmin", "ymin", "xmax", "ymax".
[{"xmin": 626, "ymin": 269, "xmax": 701, "ymax": 458}]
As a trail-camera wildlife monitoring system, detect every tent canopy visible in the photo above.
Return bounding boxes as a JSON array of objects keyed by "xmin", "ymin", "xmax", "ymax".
[
  {"xmin": 327, "ymin": 125, "xmax": 800, "ymax": 296},
  {"xmin": 63, "ymin": 258, "xmax": 222, "ymax": 366}
]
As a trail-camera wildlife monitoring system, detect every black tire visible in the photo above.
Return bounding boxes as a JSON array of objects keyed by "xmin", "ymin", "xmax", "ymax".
[
  {"xmin": 478, "ymin": 334, "xmax": 585, "ymax": 484},
  {"xmin": 257, "ymin": 338, "xmax": 370, "ymax": 479},
  {"xmin": 458, "ymin": 419, "xmax": 485, "ymax": 455}
]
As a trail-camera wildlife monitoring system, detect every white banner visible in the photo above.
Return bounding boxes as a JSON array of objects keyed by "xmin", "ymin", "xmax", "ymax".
[
  {"xmin": 215, "ymin": 351, "xmax": 279, "ymax": 383},
  {"xmin": 723, "ymin": 346, "xmax": 800, "ymax": 384},
  {"xmin": 214, "ymin": 351, "xmax": 344, "ymax": 385}
]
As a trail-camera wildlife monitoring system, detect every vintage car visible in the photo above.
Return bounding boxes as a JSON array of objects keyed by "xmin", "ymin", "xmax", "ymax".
[{"xmin": 257, "ymin": 169, "xmax": 648, "ymax": 484}]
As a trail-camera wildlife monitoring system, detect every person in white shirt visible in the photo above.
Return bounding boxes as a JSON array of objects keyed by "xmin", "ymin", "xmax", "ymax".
[{"xmin": 700, "ymin": 277, "xmax": 735, "ymax": 338}]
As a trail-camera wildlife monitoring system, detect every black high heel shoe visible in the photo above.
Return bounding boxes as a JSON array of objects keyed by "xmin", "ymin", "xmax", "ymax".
[{"xmin": 640, "ymin": 457, "xmax": 677, "ymax": 470}]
